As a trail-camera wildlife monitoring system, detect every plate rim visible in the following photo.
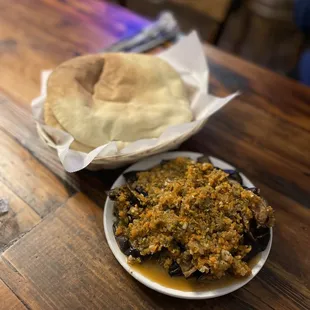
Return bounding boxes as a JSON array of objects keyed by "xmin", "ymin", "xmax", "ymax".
[{"xmin": 103, "ymin": 151, "xmax": 273, "ymax": 299}]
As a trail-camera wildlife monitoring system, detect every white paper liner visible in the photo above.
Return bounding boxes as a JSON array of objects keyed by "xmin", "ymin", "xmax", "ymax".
[{"xmin": 32, "ymin": 31, "xmax": 238, "ymax": 172}]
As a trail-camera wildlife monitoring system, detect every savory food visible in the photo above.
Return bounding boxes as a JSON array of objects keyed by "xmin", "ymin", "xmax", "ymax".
[
  {"xmin": 109, "ymin": 157, "xmax": 275, "ymax": 280},
  {"xmin": 44, "ymin": 53, "xmax": 192, "ymax": 151}
]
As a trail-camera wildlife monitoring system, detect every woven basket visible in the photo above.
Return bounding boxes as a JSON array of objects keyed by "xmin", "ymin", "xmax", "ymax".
[{"xmin": 36, "ymin": 119, "xmax": 207, "ymax": 170}]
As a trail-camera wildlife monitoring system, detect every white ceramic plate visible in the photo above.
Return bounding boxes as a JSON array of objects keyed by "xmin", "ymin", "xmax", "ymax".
[{"xmin": 103, "ymin": 151, "xmax": 272, "ymax": 299}]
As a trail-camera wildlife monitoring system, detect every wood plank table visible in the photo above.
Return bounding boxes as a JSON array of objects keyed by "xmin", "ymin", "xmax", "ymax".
[{"xmin": 0, "ymin": 1, "xmax": 309, "ymax": 309}]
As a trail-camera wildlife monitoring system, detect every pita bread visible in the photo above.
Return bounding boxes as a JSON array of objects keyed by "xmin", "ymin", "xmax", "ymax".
[
  {"xmin": 44, "ymin": 101, "xmax": 93, "ymax": 152},
  {"xmin": 46, "ymin": 53, "xmax": 192, "ymax": 148}
]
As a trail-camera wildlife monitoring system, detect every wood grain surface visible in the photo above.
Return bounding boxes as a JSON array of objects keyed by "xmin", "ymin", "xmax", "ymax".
[
  {"xmin": 0, "ymin": 181, "xmax": 41, "ymax": 252},
  {"xmin": 0, "ymin": 0, "xmax": 309, "ymax": 309},
  {"xmin": 0, "ymin": 0, "xmax": 150, "ymax": 105},
  {"xmin": 0, "ymin": 279, "xmax": 26, "ymax": 310}
]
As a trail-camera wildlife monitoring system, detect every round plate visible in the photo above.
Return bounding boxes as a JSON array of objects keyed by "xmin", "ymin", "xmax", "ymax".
[{"xmin": 103, "ymin": 152, "xmax": 272, "ymax": 299}]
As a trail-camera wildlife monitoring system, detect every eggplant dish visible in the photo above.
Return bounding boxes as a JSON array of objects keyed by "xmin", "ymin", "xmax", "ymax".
[{"xmin": 109, "ymin": 157, "xmax": 275, "ymax": 280}]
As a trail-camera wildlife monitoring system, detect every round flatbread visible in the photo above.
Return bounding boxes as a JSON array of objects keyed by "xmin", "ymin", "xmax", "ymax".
[
  {"xmin": 44, "ymin": 101, "xmax": 94, "ymax": 152},
  {"xmin": 47, "ymin": 53, "xmax": 192, "ymax": 148}
]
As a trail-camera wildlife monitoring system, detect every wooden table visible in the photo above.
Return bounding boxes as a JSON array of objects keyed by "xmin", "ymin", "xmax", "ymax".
[{"xmin": 0, "ymin": 1, "xmax": 309, "ymax": 309}]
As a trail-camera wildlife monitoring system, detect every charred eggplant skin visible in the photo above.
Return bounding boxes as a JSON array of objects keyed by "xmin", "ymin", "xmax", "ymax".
[
  {"xmin": 245, "ymin": 187, "xmax": 261, "ymax": 196},
  {"xmin": 108, "ymin": 188, "xmax": 121, "ymax": 201},
  {"xmin": 197, "ymin": 156, "xmax": 211, "ymax": 164},
  {"xmin": 223, "ymin": 169, "xmax": 243, "ymax": 185},
  {"xmin": 123, "ymin": 171, "xmax": 148, "ymax": 199},
  {"xmin": 108, "ymin": 187, "xmax": 140, "ymax": 206},
  {"xmin": 115, "ymin": 235, "xmax": 142, "ymax": 258},
  {"xmin": 123, "ymin": 171, "xmax": 139, "ymax": 184},
  {"xmin": 168, "ymin": 261, "xmax": 183, "ymax": 277},
  {"xmin": 243, "ymin": 219, "xmax": 270, "ymax": 262}
]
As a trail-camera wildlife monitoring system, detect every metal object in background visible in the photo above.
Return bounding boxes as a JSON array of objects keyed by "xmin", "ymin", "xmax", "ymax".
[
  {"xmin": 102, "ymin": 11, "xmax": 181, "ymax": 53},
  {"xmin": 116, "ymin": 0, "xmax": 244, "ymax": 46}
]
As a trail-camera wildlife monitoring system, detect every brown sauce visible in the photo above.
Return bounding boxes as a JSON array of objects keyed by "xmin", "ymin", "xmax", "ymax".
[{"xmin": 132, "ymin": 254, "xmax": 261, "ymax": 292}]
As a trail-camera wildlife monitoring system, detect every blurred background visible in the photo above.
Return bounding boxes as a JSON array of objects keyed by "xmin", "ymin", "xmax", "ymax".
[{"xmin": 109, "ymin": 0, "xmax": 310, "ymax": 85}]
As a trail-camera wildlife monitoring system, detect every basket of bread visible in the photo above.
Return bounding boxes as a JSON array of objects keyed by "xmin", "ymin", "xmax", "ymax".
[{"xmin": 32, "ymin": 32, "xmax": 238, "ymax": 172}]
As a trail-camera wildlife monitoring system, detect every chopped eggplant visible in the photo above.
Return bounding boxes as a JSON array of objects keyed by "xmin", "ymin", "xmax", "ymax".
[
  {"xmin": 193, "ymin": 270, "xmax": 209, "ymax": 281},
  {"xmin": 243, "ymin": 219, "xmax": 270, "ymax": 262},
  {"xmin": 135, "ymin": 185, "xmax": 148, "ymax": 197},
  {"xmin": 245, "ymin": 187, "xmax": 261, "ymax": 196},
  {"xmin": 108, "ymin": 188, "xmax": 122, "ymax": 201},
  {"xmin": 160, "ymin": 159, "xmax": 171, "ymax": 166},
  {"xmin": 168, "ymin": 261, "xmax": 183, "ymax": 277},
  {"xmin": 228, "ymin": 179, "xmax": 241, "ymax": 187},
  {"xmin": 115, "ymin": 236, "xmax": 131, "ymax": 254},
  {"xmin": 177, "ymin": 251, "xmax": 197, "ymax": 278},
  {"xmin": 197, "ymin": 155, "xmax": 211, "ymax": 164},
  {"xmin": 224, "ymin": 169, "xmax": 243, "ymax": 185},
  {"xmin": 123, "ymin": 171, "xmax": 139, "ymax": 184},
  {"xmin": 124, "ymin": 247, "xmax": 141, "ymax": 258},
  {"xmin": 112, "ymin": 222, "xmax": 117, "ymax": 234},
  {"xmin": 182, "ymin": 266, "xmax": 198, "ymax": 278},
  {"xmin": 177, "ymin": 242, "xmax": 186, "ymax": 252},
  {"xmin": 115, "ymin": 235, "xmax": 142, "ymax": 258},
  {"xmin": 123, "ymin": 171, "xmax": 148, "ymax": 200},
  {"xmin": 125, "ymin": 185, "xmax": 144, "ymax": 204},
  {"xmin": 109, "ymin": 187, "xmax": 140, "ymax": 206},
  {"xmin": 251, "ymin": 197, "xmax": 275, "ymax": 227}
]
